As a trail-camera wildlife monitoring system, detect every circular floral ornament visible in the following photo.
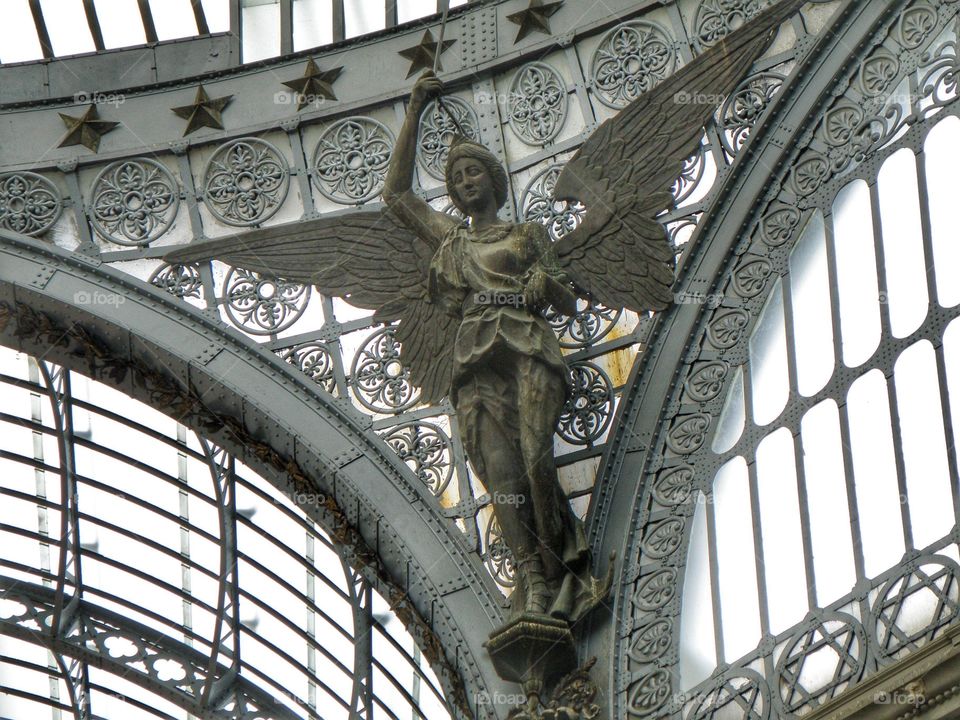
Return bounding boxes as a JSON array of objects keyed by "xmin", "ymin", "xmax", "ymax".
[
  {"xmin": 0, "ymin": 172, "xmax": 62, "ymax": 236},
  {"xmin": 381, "ymin": 421, "xmax": 454, "ymax": 496},
  {"xmin": 557, "ymin": 362, "xmax": 614, "ymax": 445},
  {"xmin": 203, "ymin": 138, "xmax": 290, "ymax": 226},
  {"xmin": 521, "ymin": 164, "xmax": 584, "ymax": 242},
  {"xmin": 90, "ymin": 159, "xmax": 180, "ymax": 245},
  {"xmin": 695, "ymin": 0, "xmax": 766, "ymax": 49},
  {"xmin": 417, "ymin": 97, "xmax": 480, "ymax": 180},
  {"xmin": 350, "ymin": 326, "xmax": 420, "ymax": 413},
  {"xmin": 223, "ymin": 267, "xmax": 310, "ymax": 335},
  {"xmin": 591, "ymin": 20, "xmax": 676, "ymax": 108},
  {"xmin": 545, "ymin": 299, "xmax": 622, "ymax": 349},
  {"xmin": 282, "ymin": 342, "xmax": 336, "ymax": 393},
  {"xmin": 508, "ymin": 62, "xmax": 568, "ymax": 145},
  {"xmin": 149, "ymin": 262, "xmax": 202, "ymax": 301},
  {"xmin": 313, "ymin": 117, "xmax": 394, "ymax": 204}
]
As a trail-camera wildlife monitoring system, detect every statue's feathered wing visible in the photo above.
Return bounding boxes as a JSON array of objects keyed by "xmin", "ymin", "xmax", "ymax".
[
  {"xmin": 552, "ymin": 0, "xmax": 807, "ymax": 313},
  {"xmin": 164, "ymin": 211, "xmax": 457, "ymax": 404}
]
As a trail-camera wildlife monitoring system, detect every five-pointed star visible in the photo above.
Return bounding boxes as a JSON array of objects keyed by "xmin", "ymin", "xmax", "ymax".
[
  {"xmin": 507, "ymin": 0, "xmax": 564, "ymax": 42},
  {"xmin": 58, "ymin": 105, "xmax": 120, "ymax": 153},
  {"xmin": 171, "ymin": 85, "xmax": 233, "ymax": 136},
  {"xmin": 282, "ymin": 58, "xmax": 343, "ymax": 110},
  {"xmin": 399, "ymin": 29, "xmax": 456, "ymax": 78}
]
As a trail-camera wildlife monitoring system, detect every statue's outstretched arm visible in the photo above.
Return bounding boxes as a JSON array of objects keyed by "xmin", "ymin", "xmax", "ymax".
[{"xmin": 383, "ymin": 71, "xmax": 457, "ymax": 249}]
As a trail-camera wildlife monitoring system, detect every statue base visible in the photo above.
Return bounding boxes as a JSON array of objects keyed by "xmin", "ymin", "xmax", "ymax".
[{"xmin": 485, "ymin": 613, "xmax": 577, "ymax": 695}]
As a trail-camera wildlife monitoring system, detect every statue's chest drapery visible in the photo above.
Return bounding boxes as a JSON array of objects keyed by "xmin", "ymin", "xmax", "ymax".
[{"xmin": 442, "ymin": 223, "xmax": 535, "ymax": 294}]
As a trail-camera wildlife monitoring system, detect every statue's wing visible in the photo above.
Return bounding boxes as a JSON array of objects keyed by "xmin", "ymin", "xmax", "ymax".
[
  {"xmin": 552, "ymin": 0, "xmax": 806, "ymax": 313},
  {"xmin": 164, "ymin": 210, "xmax": 457, "ymax": 404}
]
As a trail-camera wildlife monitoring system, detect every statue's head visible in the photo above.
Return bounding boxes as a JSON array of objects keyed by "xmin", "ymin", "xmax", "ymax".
[{"xmin": 444, "ymin": 138, "xmax": 509, "ymax": 216}]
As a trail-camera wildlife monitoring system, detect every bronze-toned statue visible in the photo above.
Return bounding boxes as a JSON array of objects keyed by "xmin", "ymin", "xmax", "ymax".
[{"xmin": 166, "ymin": 0, "xmax": 806, "ymax": 680}]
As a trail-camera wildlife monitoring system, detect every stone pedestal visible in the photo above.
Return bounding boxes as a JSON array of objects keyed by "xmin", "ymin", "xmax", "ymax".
[{"xmin": 485, "ymin": 613, "xmax": 578, "ymax": 704}]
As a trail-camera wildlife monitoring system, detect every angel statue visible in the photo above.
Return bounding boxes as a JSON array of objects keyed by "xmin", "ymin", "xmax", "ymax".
[{"xmin": 166, "ymin": 0, "xmax": 805, "ymax": 627}]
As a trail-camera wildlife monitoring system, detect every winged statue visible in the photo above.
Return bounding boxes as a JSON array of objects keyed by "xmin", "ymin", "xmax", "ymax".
[{"xmin": 166, "ymin": 0, "xmax": 806, "ymax": 627}]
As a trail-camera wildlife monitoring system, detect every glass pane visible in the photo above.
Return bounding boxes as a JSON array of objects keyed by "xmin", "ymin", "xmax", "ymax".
[
  {"xmin": 345, "ymin": 0, "xmax": 385, "ymax": 37},
  {"xmin": 243, "ymin": 1, "xmax": 280, "ymax": 62},
  {"xmin": 293, "ymin": 0, "xmax": 333, "ymax": 49},
  {"xmin": 202, "ymin": 0, "xmax": 230, "ymax": 33},
  {"xmin": 894, "ymin": 340, "xmax": 954, "ymax": 549},
  {"xmin": 93, "ymin": 0, "xmax": 147, "ymax": 49},
  {"xmin": 399, "ymin": 0, "xmax": 438, "ymax": 24},
  {"xmin": 847, "ymin": 369, "xmax": 904, "ymax": 577},
  {"xmin": 149, "ymin": 0, "xmax": 198, "ymax": 41},
  {"xmin": 756, "ymin": 428, "xmax": 808, "ymax": 635},
  {"xmin": 924, "ymin": 115, "xmax": 960, "ymax": 308},
  {"xmin": 0, "ymin": 0, "xmax": 43, "ymax": 63},
  {"xmin": 943, "ymin": 318, "xmax": 960, "ymax": 468},
  {"xmin": 790, "ymin": 210, "xmax": 835, "ymax": 396},
  {"xmin": 713, "ymin": 457, "xmax": 761, "ymax": 662},
  {"xmin": 877, "ymin": 148, "xmax": 928, "ymax": 338},
  {"xmin": 832, "ymin": 180, "xmax": 881, "ymax": 368},
  {"xmin": 800, "ymin": 399, "xmax": 857, "ymax": 606},
  {"xmin": 679, "ymin": 491, "xmax": 716, "ymax": 690},
  {"xmin": 749, "ymin": 280, "xmax": 789, "ymax": 426},
  {"xmin": 711, "ymin": 366, "xmax": 744, "ymax": 453},
  {"xmin": 39, "ymin": 0, "xmax": 95, "ymax": 55}
]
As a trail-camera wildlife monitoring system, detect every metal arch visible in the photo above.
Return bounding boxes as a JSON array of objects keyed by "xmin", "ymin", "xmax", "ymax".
[
  {"xmin": 0, "ymin": 577, "xmax": 301, "ymax": 720},
  {"xmin": 0, "ymin": 230, "xmax": 509, "ymax": 720},
  {"xmin": 585, "ymin": 0, "xmax": 948, "ymax": 717}
]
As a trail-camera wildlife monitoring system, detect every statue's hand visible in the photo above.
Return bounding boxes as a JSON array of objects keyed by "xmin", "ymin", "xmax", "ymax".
[
  {"xmin": 411, "ymin": 70, "xmax": 443, "ymax": 113},
  {"xmin": 523, "ymin": 269, "xmax": 550, "ymax": 311}
]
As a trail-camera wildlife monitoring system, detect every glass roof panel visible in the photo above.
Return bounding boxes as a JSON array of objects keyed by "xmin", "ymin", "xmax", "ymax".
[
  {"xmin": 149, "ymin": 0, "xmax": 199, "ymax": 41},
  {"xmin": 293, "ymin": 0, "xmax": 333, "ymax": 49},
  {"xmin": 39, "ymin": 0, "xmax": 96, "ymax": 56},
  {"xmin": 93, "ymin": 0, "xmax": 148, "ymax": 49},
  {"xmin": 345, "ymin": 0, "xmax": 386, "ymax": 39},
  {"xmin": 0, "ymin": 0, "xmax": 43, "ymax": 64},
  {"xmin": 202, "ymin": 0, "xmax": 230, "ymax": 32}
]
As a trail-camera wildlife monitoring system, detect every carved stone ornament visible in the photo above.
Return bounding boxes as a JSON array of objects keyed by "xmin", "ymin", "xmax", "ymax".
[
  {"xmin": 90, "ymin": 159, "xmax": 180, "ymax": 245},
  {"xmin": 313, "ymin": 117, "xmax": 394, "ymax": 203},
  {"xmin": 590, "ymin": 20, "xmax": 676, "ymax": 108},
  {"xmin": 0, "ymin": 172, "xmax": 62, "ymax": 236},
  {"xmin": 202, "ymin": 138, "xmax": 290, "ymax": 226},
  {"xmin": 508, "ymin": 62, "xmax": 568, "ymax": 145}
]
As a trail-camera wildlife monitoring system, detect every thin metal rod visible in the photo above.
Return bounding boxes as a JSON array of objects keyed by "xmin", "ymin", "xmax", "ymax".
[{"xmin": 431, "ymin": 0, "xmax": 468, "ymax": 136}]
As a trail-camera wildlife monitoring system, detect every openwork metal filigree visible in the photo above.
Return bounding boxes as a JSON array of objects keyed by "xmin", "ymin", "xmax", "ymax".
[
  {"xmin": 687, "ymin": 672, "xmax": 768, "ymax": 720},
  {"xmin": 313, "ymin": 117, "xmax": 394, "ymax": 203},
  {"xmin": 222, "ymin": 267, "xmax": 310, "ymax": 335},
  {"xmin": 282, "ymin": 342, "xmax": 336, "ymax": 392},
  {"xmin": 90, "ymin": 159, "xmax": 180, "ymax": 245},
  {"xmin": 508, "ymin": 62, "xmax": 568, "ymax": 145},
  {"xmin": 695, "ymin": 0, "xmax": 766, "ymax": 48},
  {"xmin": 671, "ymin": 143, "xmax": 707, "ymax": 205},
  {"xmin": 545, "ymin": 300, "xmax": 622, "ymax": 349},
  {"xmin": 484, "ymin": 513, "xmax": 516, "ymax": 588},
  {"xmin": 557, "ymin": 362, "xmax": 614, "ymax": 445},
  {"xmin": 0, "ymin": 172, "xmax": 62, "ymax": 236},
  {"xmin": 350, "ymin": 327, "xmax": 420, "ymax": 413},
  {"xmin": 591, "ymin": 20, "xmax": 676, "ymax": 108},
  {"xmin": 418, "ymin": 97, "xmax": 480, "ymax": 180},
  {"xmin": 719, "ymin": 72, "xmax": 785, "ymax": 156},
  {"xmin": 381, "ymin": 421, "xmax": 454, "ymax": 496},
  {"xmin": 149, "ymin": 263, "xmax": 202, "ymax": 300},
  {"xmin": 203, "ymin": 138, "xmax": 289, "ymax": 226},
  {"xmin": 521, "ymin": 164, "xmax": 584, "ymax": 241}
]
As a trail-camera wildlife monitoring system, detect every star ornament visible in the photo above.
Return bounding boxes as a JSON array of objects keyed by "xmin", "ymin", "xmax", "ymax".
[
  {"xmin": 282, "ymin": 58, "xmax": 343, "ymax": 110},
  {"xmin": 58, "ymin": 105, "xmax": 120, "ymax": 153},
  {"xmin": 399, "ymin": 29, "xmax": 456, "ymax": 78},
  {"xmin": 507, "ymin": 0, "xmax": 563, "ymax": 43},
  {"xmin": 171, "ymin": 85, "xmax": 233, "ymax": 136}
]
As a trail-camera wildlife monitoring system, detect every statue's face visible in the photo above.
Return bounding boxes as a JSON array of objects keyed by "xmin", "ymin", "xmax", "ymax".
[{"xmin": 450, "ymin": 157, "xmax": 496, "ymax": 215}]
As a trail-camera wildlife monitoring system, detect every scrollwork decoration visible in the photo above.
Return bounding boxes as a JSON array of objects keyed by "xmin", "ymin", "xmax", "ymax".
[
  {"xmin": 557, "ymin": 362, "xmax": 614, "ymax": 445},
  {"xmin": 508, "ymin": 62, "xmax": 568, "ymax": 145},
  {"xmin": 222, "ymin": 267, "xmax": 310, "ymax": 335},
  {"xmin": 381, "ymin": 421, "xmax": 455, "ymax": 496},
  {"xmin": 521, "ymin": 164, "xmax": 585, "ymax": 241},
  {"xmin": 350, "ymin": 326, "xmax": 421, "ymax": 413},
  {"xmin": 203, "ymin": 138, "xmax": 289, "ymax": 226},
  {"xmin": 281, "ymin": 342, "xmax": 336, "ymax": 392},
  {"xmin": 591, "ymin": 20, "xmax": 677, "ymax": 108},
  {"xmin": 418, "ymin": 97, "xmax": 480, "ymax": 180},
  {"xmin": 0, "ymin": 172, "xmax": 62, "ymax": 236},
  {"xmin": 149, "ymin": 263, "xmax": 202, "ymax": 301},
  {"xmin": 90, "ymin": 159, "xmax": 180, "ymax": 245}
]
